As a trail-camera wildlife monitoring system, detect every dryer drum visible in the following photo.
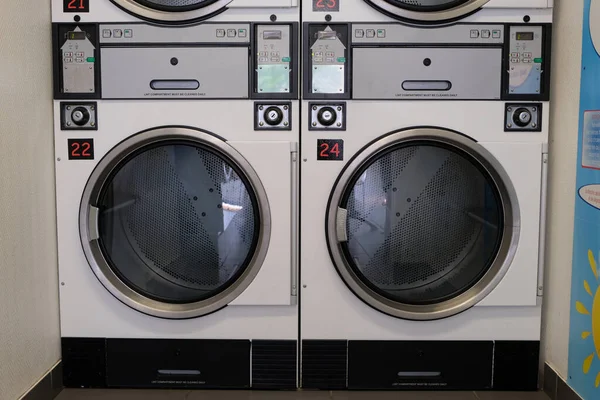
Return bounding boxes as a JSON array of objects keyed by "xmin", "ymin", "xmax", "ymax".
[
  {"xmin": 326, "ymin": 128, "xmax": 520, "ymax": 321},
  {"xmin": 110, "ymin": 0, "xmax": 231, "ymax": 23},
  {"xmin": 80, "ymin": 127, "xmax": 271, "ymax": 319},
  {"xmin": 364, "ymin": 0, "xmax": 490, "ymax": 23}
]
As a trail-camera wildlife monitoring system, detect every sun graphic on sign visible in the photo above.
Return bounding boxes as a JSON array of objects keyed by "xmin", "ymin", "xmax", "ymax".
[{"xmin": 576, "ymin": 250, "xmax": 600, "ymax": 388}]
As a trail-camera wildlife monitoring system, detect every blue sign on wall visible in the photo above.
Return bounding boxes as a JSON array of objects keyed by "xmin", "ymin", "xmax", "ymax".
[{"xmin": 569, "ymin": 1, "xmax": 600, "ymax": 398}]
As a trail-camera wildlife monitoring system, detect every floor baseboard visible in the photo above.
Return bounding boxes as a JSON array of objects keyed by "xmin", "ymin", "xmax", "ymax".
[
  {"xmin": 21, "ymin": 361, "xmax": 62, "ymax": 400},
  {"xmin": 543, "ymin": 363, "xmax": 583, "ymax": 400}
]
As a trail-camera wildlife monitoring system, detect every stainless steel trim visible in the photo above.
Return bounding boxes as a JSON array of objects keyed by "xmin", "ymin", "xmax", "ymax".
[
  {"xmin": 290, "ymin": 142, "xmax": 299, "ymax": 302},
  {"xmin": 368, "ymin": 0, "xmax": 490, "ymax": 23},
  {"xmin": 326, "ymin": 127, "xmax": 521, "ymax": 321},
  {"xmin": 79, "ymin": 127, "xmax": 272, "ymax": 319},
  {"xmin": 110, "ymin": 0, "xmax": 232, "ymax": 23},
  {"xmin": 537, "ymin": 152, "xmax": 548, "ymax": 297},
  {"xmin": 336, "ymin": 208, "xmax": 348, "ymax": 243},
  {"xmin": 88, "ymin": 206, "xmax": 100, "ymax": 241}
]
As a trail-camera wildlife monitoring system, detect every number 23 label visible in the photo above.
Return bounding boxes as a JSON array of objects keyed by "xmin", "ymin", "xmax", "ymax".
[
  {"xmin": 313, "ymin": 0, "xmax": 339, "ymax": 12},
  {"xmin": 317, "ymin": 139, "xmax": 343, "ymax": 161}
]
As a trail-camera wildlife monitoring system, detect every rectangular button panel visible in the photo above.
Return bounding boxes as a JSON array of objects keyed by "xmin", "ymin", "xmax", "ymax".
[
  {"xmin": 256, "ymin": 24, "xmax": 293, "ymax": 94},
  {"xmin": 99, "ymin": 23, "xmax": 251, "ymax": 44},
  {"xmin": 352, "ymin": 24, "xmax": 505, "ymax": 44},
  {"xmin": 508, "ymin": 25, "xmax": 544, "ymax": 95}
]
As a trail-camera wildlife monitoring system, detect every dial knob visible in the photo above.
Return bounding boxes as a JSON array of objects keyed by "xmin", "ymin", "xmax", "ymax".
[
  {"xmin": 317, "ymin": 107, "xmax": 337, "ymax": 127},
  {"xmin": 71, "ymin": 107, "xmax": 90, "ymax": 126},
  {"xmin": 264, "ymin": 106, "xmax": 284, "ymax": 126},
  {"xmin": 513, "ymin": 108, "xmax": 532, "ymax": 127}
]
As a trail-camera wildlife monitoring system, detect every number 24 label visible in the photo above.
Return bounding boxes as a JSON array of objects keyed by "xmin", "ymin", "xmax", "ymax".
[{"xmin": 317, "ymin": 139, "xmax": 343, "ymax": 161}]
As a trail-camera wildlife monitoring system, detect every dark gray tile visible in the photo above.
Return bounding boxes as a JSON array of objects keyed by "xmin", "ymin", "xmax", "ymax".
[
  {"xmin": 543, "ymin": 364, "xmax": 557, "ymax": 400},
  {"xmin": 474, "ymin": 391, "xmax": 550, "ymax": 400},
  {"xmin": 55, "ymin": 389, "xmax": 187, "ymax": 400},
  {"xmin": 332, "ymin": 391, "xmax": 478, "ymax": 399},
  {"xmin": 556, "ymin": 379, "xmax": 582, "ymax": 400}
]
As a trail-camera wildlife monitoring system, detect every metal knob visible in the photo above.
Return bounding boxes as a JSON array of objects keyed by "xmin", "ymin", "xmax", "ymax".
[
  {"xmin": 317, "ymin": 107, "xmax": 337, "ymax": 127},
  {"xmin": 71, "ymin": 107, "xmax": 90, "ymax": 126},
  {"xmin": 264, "ymin": 106, "xmax": 284, "ymax": 126},
  {"xmin": 513, "ymin": 108, "xmax": 532, "ymax": 127}
]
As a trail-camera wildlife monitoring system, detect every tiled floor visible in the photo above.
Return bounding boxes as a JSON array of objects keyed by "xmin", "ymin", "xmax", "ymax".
[{"xmin": 56, "ymin": 389, "xmax": 551, "ymax": 400}]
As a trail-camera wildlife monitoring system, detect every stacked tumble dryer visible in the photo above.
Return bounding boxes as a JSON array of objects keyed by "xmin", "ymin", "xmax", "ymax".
[
  {"xmin": 52, "ymin": 0, "xmax": 299, "ymax": 390},
  {"xmin": 300, "ymin": 0, "xmax": 553, "ymax": 391}
]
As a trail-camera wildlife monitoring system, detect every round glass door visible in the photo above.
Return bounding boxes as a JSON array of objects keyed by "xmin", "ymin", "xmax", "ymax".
[
  {"xmin": 80, "ymin": 127, "xmax": 270, "ymax": 319},
  {"xmin": 110, "ymin": 0, "xmax": 231, "ymax": 23},
  {"xmin": 363, "ymin": 0, "xmax": 490, "ymax": 23},
  {"xmin": 326, "ymin": 128, "xmax": 519, "ymax": 320}
]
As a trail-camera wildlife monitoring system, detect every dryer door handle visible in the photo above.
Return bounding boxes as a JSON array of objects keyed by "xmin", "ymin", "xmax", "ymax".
[
  {"xmin": 336, "ymin": 207, "xmax": 348, "ymax": 243},
  {"xmin": 88, "ymin": 206, "xmax": 100, "ymax": 241}
]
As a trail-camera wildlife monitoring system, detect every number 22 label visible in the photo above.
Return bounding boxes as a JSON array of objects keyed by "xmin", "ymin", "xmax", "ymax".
[{"xmin": 68, "ymin": 139, "xmax": 94, "ymax": 160}]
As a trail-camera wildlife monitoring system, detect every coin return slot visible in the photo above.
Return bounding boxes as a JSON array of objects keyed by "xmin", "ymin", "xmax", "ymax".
[
  {"xmin": 157, "ymin": 370, "xmax": 201, "ymax": 377},
  {"xmin": 397, "ymin": 371, "xmax": 442, "ymax": 378},
  {"xmin": 150, "ymin": 80, "xmax": 200, "ymax": 90},
  {"xmin": 402, "ymin": 80, "xmax": 452, "ymax": 91}
]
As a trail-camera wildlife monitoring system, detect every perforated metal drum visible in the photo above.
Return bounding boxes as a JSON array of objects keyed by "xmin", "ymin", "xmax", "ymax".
[
  {"xmin": 80, "ymin": 127, "xmax": 271, "ymax": 319},
  {"xmin": 326, "ymin": 128, "xmax": 520, "ymax": 320},
  {"xmin": 110, "ymin": 0, "xmax": 232, "ymax": 23},
  {"xmin": 363, "ymin": 0, "xmax": 490, "ymax": 23}
]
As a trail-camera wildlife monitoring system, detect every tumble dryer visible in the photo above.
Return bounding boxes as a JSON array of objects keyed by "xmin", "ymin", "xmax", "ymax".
[
  {"xmin": 300, "ymin": 2, "xmax": 552, "ymax": 392},
  {"xmin": 52, "ymin": 0, "xmax": 299, "ymax": 390}
]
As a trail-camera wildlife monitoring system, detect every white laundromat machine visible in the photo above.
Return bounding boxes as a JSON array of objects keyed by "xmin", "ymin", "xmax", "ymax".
[
  {"xmin": 301, "ymin": 0, "xmax": 552, "ymax": 391},
  {"xmin": 52, "ymin": 0, "xmax": 299, "ymax": 390}
]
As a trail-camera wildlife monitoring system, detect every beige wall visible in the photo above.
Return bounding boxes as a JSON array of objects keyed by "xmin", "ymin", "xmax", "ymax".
[
  {"xmin": 0, "ymin": 1, "xmax": 61, "ymax": 399},
  {"xmin": 541, "ymin": 0, "xmax": 583, "ymax": 380}
]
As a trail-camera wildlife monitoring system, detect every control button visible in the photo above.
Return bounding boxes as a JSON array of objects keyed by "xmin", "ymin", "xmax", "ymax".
[
  {"xmin": 64, "ymin": 52, "xmax": 73, "ymax": 57},
  {"xmin": 124, "ymin": 29, "xmax": 133, "ymax": 38},
  {"xmin": 271, "ymin": 51, "xmax": 280, "ymax": 57},
  {"xmin": 264, "ymin": 106, "xmax": 284, "ymax": 126},
  {"xmin": 481, "ymin": 30, "xmax": 490, "ymax": 38},
  {"xmin": 314, "ymin": 57, "xmax": 323, "ymax": 62},
  {"xmin": 513, "ymin": 108, "xmax": 532, "ymax": 127},
  {"xmin": 64, "ymin": 58, "xmax": 73, "ymax": 63},
  {"xmin": 492, "ymin": 30, "xmax": 501, "ymax": 38},
  {"xmin": 377, "ymin": 29, "xmax": 386, "ymax": 38},
  {"xmin": 102, "ymin": 29, "xmax": 111, "ymax": 38},
  {"xmin": 523, "ymin": 59, "xmax": 532, "ymax": 63},
  {"xmin": 355, "ymin": 29, "xmax": 364, "ymax": 38},
  {"xmin": 470, "ymin": 29, "xmax": 480, "ymax": 38},
  {"xmin": 259, "ymin": 57, "xmax": 268, "ymax": 62},
  {"xmin": 317, "ymin": 107, "xmax": 337, "ymax": 127},
  {"xmin": 227, "ymin": 29, "xmax": 236, "ymax": 37},
  {"xmin": 238, "ymin": 29, "xmax": 247, "ymax": 38},
  {"xmin": 113, "ymin": 29, "xmax": 123, "ymax": 38},
  {"xmin": 326, "ymin": 57, "xmax": 334, "ymax": 62},
  {"xmin": 366, "ymin": 29, "xmax": 375, "ymax": 38},
  {"xmin": 524, "ymin": 52, "xmax": 532, "ymax": 57},
  {"xmin": 259, "ymin": 51, "xmax": 268, "ymax": 57},
  {"xmin": 511, "ymin": 52, "xmax": 519, "ymax": 58},
  {"xmin": 75, "ymin": 52, "xmax": 84, "ymax": 57},
  {"xmin": 216, "ymin": 29, "xmax": 226, "ymax": 37},
  {"xmin": 282, "ymin": 56, "xmax": 291, "ymax": 62},
  {"xmin": 314, "ymin": 51, "xmax": 323, "ymax": 57},
  {"xmin": 71, "ymin": 107, "xmax": 90, "ymax": 126},
  {"xmin": 76, "ymin": 58, "xmax": 84, "ymax": 63},
  {"xmin": 511, "ymin": 58, "xmax": 519, "ymax": 63},
  {"xmin": 271, "ymin": 57, "xmax": 280, "ymax": 62},
  {"xmin": 326, "ymin": 51, "xmax": 335, "ymax": 57}
]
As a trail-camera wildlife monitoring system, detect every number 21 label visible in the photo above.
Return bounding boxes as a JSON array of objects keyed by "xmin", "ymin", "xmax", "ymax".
[{"xmin": 64, "ymin": 0, "xmax": 90, "ymax": 13}]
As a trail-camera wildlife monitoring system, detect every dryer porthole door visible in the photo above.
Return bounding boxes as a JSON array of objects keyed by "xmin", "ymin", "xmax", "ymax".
[
  {"xmin": 326, "ymin": 128, "xmax": 520, "ymax": 321},
  {"xmin": 80, "ymin": 127, "xmax": 270, "ymax": 319},
  {"xmin": 110, "ymin": 0, "xmax": 232, "ymax": 24},
  {"xmin": 364, "ymin": 0, "xmax": 490, "ymax": 23}
]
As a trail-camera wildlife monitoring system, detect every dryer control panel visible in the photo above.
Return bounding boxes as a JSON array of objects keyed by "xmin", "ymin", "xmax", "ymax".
[
  {"xmin": 303, "ymin": 22, "xmax": 552, "ymax": 101},
  {"xmin": 53, "ymin": 22, "xmax": 299, "ymax": 100}
]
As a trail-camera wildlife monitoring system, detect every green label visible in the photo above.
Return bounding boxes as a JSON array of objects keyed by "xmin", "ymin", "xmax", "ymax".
[
  {"xmin": 534, "ymin": 57, "xmax": 543, "ymax": 63},
  {"xmin": 337, "ymin": 57, "xmax": 346, "ymax": 63},
  {"xmin": 282, "ymin": 57, "xmax": 291, "ymax": 62},
  {"xmin": 86, "ymin": 57, "xmax": 95, "ymax": 63}
]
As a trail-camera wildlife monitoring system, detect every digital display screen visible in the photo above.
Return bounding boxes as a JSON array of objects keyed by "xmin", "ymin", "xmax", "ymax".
[
  {"xmin": 516, "ymin": 32, "xmax": 534, "ymax": 41},
  {"xmin": 68, "ymin": 31, "xmax": 86, "ymax": 40}
]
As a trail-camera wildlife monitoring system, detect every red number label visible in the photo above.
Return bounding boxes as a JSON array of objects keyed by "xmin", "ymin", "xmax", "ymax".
[
  {"xmin": 64, "ymin": 0, "xmax": 89, "ymax": 12},
  {"xmin": 314, "ymin": 0, "xmax": 338, "ymax": 10},
  {"xmin": 317, "ymin": 139, "xmax": 343, "ymax": 161},
  {"xmin": 68, "ymin": 139, "xmax": 94, "ymax": 160}
]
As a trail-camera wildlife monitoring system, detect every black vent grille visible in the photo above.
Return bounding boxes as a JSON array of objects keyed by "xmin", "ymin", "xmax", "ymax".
[
  {"xmin": 252, "ymin": 340, "xmax": 297, "ymax": 389},
  {"xmin": 302, "ymin": 340, "xmax": 347, "ymax": 389},
  {"xmin": 62, "ymin": 338, "xmax": 107, "ymax": 388}
]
